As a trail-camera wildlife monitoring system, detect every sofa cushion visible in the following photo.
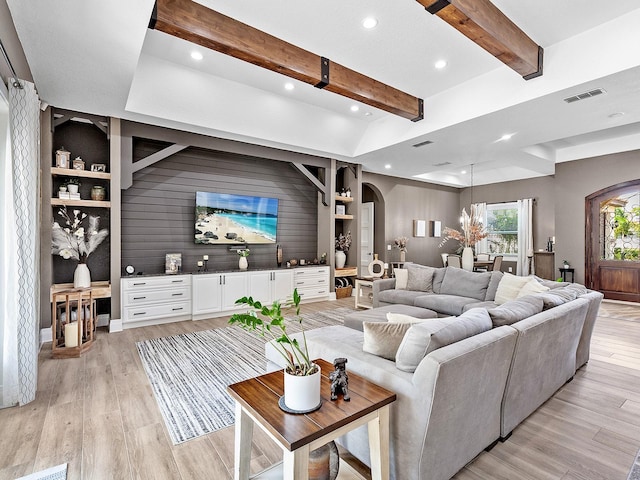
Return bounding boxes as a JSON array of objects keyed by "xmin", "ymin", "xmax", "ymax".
[
  {"xmin": 386, "ymin": 311, "xmax": 438, "ymax": 324},
  {"xmin": 440, "ymin": 267, "xmax": 492, "ymax": 301},
  {"xmin": 534, "ymin": 286, "xmax": 580, "ymax": 310},
  {"xmin": 377, "ymin": 288, "xmax": 426, "ymax": 306},
  {"xmin": 533, "ymin": 275, "xmax": 570, "ymax": 289},
  {"xmin": 485, "ymin": 271, "xmax": 504, "ymax": 301},
  {"xmin": 395, "ymin": 308, "xmax": 492, "ymax": 372},
  {"xmin": 394, "ymin": 268, "xmax": 409, "ymax": 289},
  {"xmin": 517, "ymin": 277, "xmax": 550, "ymax": 297},
  {"xmin": 406, "ymin": 264, "xmax": 436, "ymax": 292},
  {"xmin": 414, "ymin": 294, "xmax": 479, "ymax": 316},
  {"xmin": 488, "ymin": 295, "xmax": 545, "ymax": 327},
  {"xmin": 362, "ymin": 321, "xmax": 413, "ymax": 360},
  {"xmin": 462, "ymin": 301, "xmax": 498, "ymax": 312},
  {"xmin": 494, "ymin": 273, "xmax": 532, "ymax": 305},
  {"xmin": 431, "ymin": 267, "xmax": 447, "ymax": 294}
]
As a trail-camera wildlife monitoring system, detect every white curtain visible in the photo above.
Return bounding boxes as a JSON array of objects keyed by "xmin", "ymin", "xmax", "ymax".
[
  {"xmin": 472, "ymin": 202, "xmax": 487, "ymax": 252},
  {"xmin": 517, "ymin": 198, "xmax": 534, "ymax": 276},
  {"xmin": 3, "ymin": 78, "xmax": 40, "ymax": 406}
]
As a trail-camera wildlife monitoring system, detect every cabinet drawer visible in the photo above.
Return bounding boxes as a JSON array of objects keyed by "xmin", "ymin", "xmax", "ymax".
[
  {"xmin": 124, "ymin": 286, "xmax": 191, "ymax": 306},
  {"xmin": 297, "ymin": 286, "xmax": 330, "ymax": 299},
  {"xmin": 294, "ymin": 276, "xmax": 328, "ymax": 288},
  {"xmin": 122, "ymin": 275, "xmax": 191, "ymax": 290},
  {"xmin": 294, "ymin": 267, "xmax": 329, "ymax": 278},
  {"xmin": 123, "ymin": 301, "xmax": 191, "ymax": 322}
]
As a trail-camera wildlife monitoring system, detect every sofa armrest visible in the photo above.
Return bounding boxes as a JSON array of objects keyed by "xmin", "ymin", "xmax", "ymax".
[{"xmin": 372, "ymin": 278, "xmax": 396, "ymax": 307}]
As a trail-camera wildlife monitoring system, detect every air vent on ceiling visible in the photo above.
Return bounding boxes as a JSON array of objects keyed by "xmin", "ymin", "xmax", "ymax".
[
  {"xmin": 563, "ymin": 88, "xmax": 606, "ymax": 104},
  {"xmin": 433, "ymin": 161, "xmax": 451, "ymax": 167},
  {"xmin": 412, "ymin": 140, "xmax": 434, "ymax": 148}
]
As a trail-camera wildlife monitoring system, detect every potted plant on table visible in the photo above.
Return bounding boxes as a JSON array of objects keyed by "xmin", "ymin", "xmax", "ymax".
[
  {"xmin": 229, "ymin": 289, "xmax": 321, "ymax": 412},
  {"xmin": 237, "ymin": 248, "xmax": 250, "ymax": 270}
]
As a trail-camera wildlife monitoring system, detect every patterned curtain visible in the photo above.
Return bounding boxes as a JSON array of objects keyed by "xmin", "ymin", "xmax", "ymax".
[
  {"xmin": 8, "ymin": 78, "xmax": 40, "ymax": 405},
  {"xmin": 517, "ymin": 198, "xmax": 534, "ymax": 276}
]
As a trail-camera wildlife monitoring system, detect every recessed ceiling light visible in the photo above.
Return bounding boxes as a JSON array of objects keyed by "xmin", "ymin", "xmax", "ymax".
[
  {"xmin": 434, "ymin": 59, "xmax": 447, "ymax": 69},
  {"xmin": 498, "ymin": 133, "xmax": 514, "ymax": 142},
  {"xmin": 461, "ymin": 170, "xmax": 467, "ymax": 174},
  {"xmin": 364, "ymin": 112, "xmax": 372, "ymax": 116},
  {"xmin": 350, "ymin": 105, "xmax": 360, "ymax": 112},
  {"xmin": 362, "ymin": 17, "xmax": 378, "ymax": 29},
  {"xmin": 608, "ymin": 112, "xmax": 625, "ymax": 118},
  {"xmin": 190, "ymin": 51, "xmax": 203, "ymax": 61},
  {"xmin": 284, "ymin": 82, "xmax": 294, "ymax": 91},
  {"xmin": 384, "ymin": 164, "xmax": 391, "ymax": 169}
]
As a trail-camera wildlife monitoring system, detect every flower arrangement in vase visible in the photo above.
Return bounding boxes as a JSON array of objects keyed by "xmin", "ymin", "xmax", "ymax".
[
  {"xmin": 439, "ymin": 205, "xmax": 488, "ymax": 270},
  {"xmin": 394, "ymin": 236, "xmax": 408, "ymax": 261},
  {"xmin": 334, "ymin": 231, "xmax": 352, "ymax": 269},
  {"xmin": 237, "ymin": 248, "xmax": 250, "ymax": 270}
]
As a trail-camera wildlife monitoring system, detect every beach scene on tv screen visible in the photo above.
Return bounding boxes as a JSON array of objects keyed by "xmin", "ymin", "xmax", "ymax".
[{"xmin": 195, "ymin": 192, "xmax": 278, "ymax": 244}]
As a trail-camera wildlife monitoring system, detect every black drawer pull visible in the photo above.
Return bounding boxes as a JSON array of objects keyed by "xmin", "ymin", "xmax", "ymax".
[
  {"xmin": 133, "ymin": 312, "xmax": 146, "ymax": 316},
  {"xmin": 172, "ymin": 293, "xmax": 183, "ymax": 296},
  {"xmin": 172, "ymin": 280, "xmax": 183, "ymax": 283},
  {"xmin": 133, "ymin": 296, "xmax": 146, "ymax": 300},
  {"xmin": 172, "ymin": 307, "xmax": 183, "ymax": 311},
  {"xmin": 133, "ymin": 282, "xmax": 146, "ymax": 286}
]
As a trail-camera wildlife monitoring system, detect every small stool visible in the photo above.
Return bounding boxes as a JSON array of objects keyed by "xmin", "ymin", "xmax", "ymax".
[
  {"xmin": 559, "ymin": 267, "xmax": 575, "ymax": 283},
  {"xmin": 344, "ymin": 304, "xmax": 438, "ymax": 331}
]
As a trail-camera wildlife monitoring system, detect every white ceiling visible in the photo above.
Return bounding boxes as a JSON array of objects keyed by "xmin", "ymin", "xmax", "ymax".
[{"xmin": 7, "ymin": 0, "xmax": 640, "ymax": 187}]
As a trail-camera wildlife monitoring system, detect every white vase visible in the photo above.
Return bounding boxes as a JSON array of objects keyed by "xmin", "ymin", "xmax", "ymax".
[
  {"xmin": 239, "ymin": 256, "xmax": 248, "ymax": 270},
  {"xmin": 74, "ymin": 263, "xmax": 91, "ymax": 288},
  {"xmin": 400, "ymin": 250, "xmax": 406, "ymax": 262},
  {"xmin": 67, "ymin": 184, "xmax": 79, "ymax": 194},
  {"xmin": 462, "ymin": 247, "xmax": 474, "ymax": 271},
  {"xmin": 284, "ymin": 364, "xmax": 321, "ymax": 411},
  {"xmin": 335, "ymin": 250, "xmax": 346, "ymax": 269}
]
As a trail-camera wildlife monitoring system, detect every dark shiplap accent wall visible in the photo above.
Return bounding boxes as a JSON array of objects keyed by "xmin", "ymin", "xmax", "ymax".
[{"xmin": 121, "ymin": 142, "xmax": 319, "ymax": 275}]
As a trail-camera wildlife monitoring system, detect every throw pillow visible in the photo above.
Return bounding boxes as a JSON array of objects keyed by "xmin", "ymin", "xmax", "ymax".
[
  {"xmin": 488, "ymin": 295, "xmax": 544, "ymax": 327},
  {"xmin": 439, "ymin": 267, "xmax": 492, "ymax": 301},
  {"xmin": 386, "ymin": 312, "xmax": 430, "ymax": 324},
  {"xmin": 406, "ymin": 264, "xmax": 436, "ymax": 292},
  {"xmin": 494, "ymin": 273, "xmax": 532, "ymax": 305},
  {"xmin": 394, "ymin": 269, "xmax": 409, "ymax": 290},
  {"xmin": 517, "ymin": 277, "xmax": 550, "ymax": 297},
  {"xmin": 395, "ymin": 309, "xmax": 492, "ymax": 373},
  {"xmin": 362, "ymin": 322, "xmax": 413, "ymax": 360},
  {"xmin": 485, "ymin": 271, "xmax": 504, "ymax": 301}
]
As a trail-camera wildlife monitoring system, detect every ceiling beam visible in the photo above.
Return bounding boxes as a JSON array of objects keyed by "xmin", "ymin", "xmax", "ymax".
[
  {"xmin": 151, "ymin": 0, "xmax": 423, "ymax": 121},
  {"xmin": 420, "ymin": 0, "xmax": 543, "ymax": 80}
]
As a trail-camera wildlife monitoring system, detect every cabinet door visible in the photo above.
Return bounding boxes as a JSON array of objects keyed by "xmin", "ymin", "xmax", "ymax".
[
  {"xmin": 221, "ymin": 273, "xmax": 249, "ymax": 310},
  {"xmin": 273, "ymin": 270, "xmax": 294, "ymax": 303},
  {"xmin": 249, "ymin": 271, "xmax": 273, "ymax": 304},
  {"xmin": 192, "ymin": 275, "xmax": 222, "ymax": 315}
]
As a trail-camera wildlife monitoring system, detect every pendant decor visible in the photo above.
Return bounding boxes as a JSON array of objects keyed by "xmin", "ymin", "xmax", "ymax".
[
  {"xmin": 335, "ymin": 250, "xmax": 346, "ymax": 269},
  {"xmin": 462, "ymin": 247, "xmax": 474, "ymax": 271},
  {"xmin": 74, "ymin": 263, "xmax": 91, "ymax": 288}
]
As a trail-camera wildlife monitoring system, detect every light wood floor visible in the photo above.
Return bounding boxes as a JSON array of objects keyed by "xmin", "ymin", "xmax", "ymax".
[{"xmin": 1, "ymin": 299, "xmax": 639, "ymax": 480}]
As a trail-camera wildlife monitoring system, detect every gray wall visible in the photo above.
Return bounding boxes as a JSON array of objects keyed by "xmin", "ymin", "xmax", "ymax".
[
  {"xmin": 121, "ymin": 142, "xmax": 320, "ymax": 275},
  {"xmin": 362, "ymin": 172, "xmax": 461, "ymax": 267}
]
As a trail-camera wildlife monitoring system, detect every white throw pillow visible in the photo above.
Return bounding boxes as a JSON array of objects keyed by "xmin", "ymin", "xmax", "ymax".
[
  {"xmin": 494, "ymin": 273, "xmax": 532, "ymax": 305},
  {"xmin": 362, "ymin": 322, "xmax": 413, "ymax": 360},
  {"xmin": 386, "ymin": 312, "xmax": 430, "ymax": 324},
  {"xmin": 517, "ymin": 277, "xmax": 550, "ymax": 297},
  {"xmin": 394, "ymin": 268, "xmax": 408, "ymax": 289}
]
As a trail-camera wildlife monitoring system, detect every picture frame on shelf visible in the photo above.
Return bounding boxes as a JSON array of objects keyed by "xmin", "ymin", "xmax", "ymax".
[
  {"xmin": 165, "ymin": 253, "xmax": 182, "ymax": 274},
  {"xmin": 91, "ymin": 163, "xmax": 107, "ymax": 172},
  {"xmin": 72, "ymin": 157, "xmax": 85, "ymax": 170},
  {"xmin": 336, "ymin": 205, "xmax": 346, "ymax": 216}
]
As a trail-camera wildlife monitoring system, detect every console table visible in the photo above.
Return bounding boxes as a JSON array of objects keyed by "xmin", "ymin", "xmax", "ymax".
[{"xmin": 228, "ymin": 358, "xmax": 396, "ymax": 480}]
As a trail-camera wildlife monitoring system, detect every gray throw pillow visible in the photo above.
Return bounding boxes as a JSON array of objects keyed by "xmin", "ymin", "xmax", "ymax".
[
  {"xmin": 395, "ymin": 308, "xmax": 492, "ymax": 372},
  {"xmin": 431, "ymin": 267, "xmax": 447, "ymax": 294},
  {"xmin": 362, "ymin": 321, "xmax": 413, "ymax": 360},
  {"xmin": 406, "ymin": 264, "xmax": 436, "ymax": 292},
  {"xmin": 485, "ymin": 271, "xmax": 504, "ymax": 301},
  {"xmin": 488, "ymin": 295, "xmax": 544, "ymax": 327},
  {"xmin": 535, "ymin": 286, "xmax": 579, "ymax": 310},
  {"xmin": 533, "ymin": 275, "xmax": 570, "ymax": 289},
  {"xmin": 440, "ymin": 267, "xmax": 492, "ymax": 301}
]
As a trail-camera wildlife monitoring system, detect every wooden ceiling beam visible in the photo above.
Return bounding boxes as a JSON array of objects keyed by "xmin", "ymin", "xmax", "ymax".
[
  {"xmin": 419, "ymin": 0, "xmax": 543, "ymax": 79},
  {"xmin": 151, "ymin": 0, "xmax": 423, "ymax": 121}
]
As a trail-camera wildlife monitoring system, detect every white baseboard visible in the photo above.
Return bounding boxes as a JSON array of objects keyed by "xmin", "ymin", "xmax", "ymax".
[
  {"xmin": 109, "ymin": 319, "xmax": 123, "ymax": 333},
  {"xmin": 40, "ymin": 328, "xmax": 52, "ymax": 346}
]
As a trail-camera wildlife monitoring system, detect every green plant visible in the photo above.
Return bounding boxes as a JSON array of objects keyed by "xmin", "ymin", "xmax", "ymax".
[
  {"xmin": 237, "ymin": 248, "xmax": 250, "ymax": 257},
  {"xmin": 229, "ymin": 289, "xmax": 317, "ymax": 376},
  {"xmin": 66, "ymin": 177, "xmax": 81, "ymax": 186}
]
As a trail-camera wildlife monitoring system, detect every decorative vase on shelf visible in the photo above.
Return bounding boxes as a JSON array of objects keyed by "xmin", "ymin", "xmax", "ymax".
[
  {"xmin": 462, "ymin": 247, "xmax": 474, "ymax": 271},
  {"xmin": 283, "ymin": 364, "xmax": 321, "ymax": 411},
  {"xmin": 335, "ymin": 250, "xmax": 346, "ymax": 269},
  {"xmin": 74, "ymin": 263, "xmax": 91, "ymax": 288},
  {"xmin": 239, "ymin": 256, "xmax": 248, "ymax": 270},
  {"xmin": 67, "ymin": 184, "xmax": 79, "ymax": 195},
  {"xmin": 400, "ymin": 250, "xmax": 406, "ymax": 262}
]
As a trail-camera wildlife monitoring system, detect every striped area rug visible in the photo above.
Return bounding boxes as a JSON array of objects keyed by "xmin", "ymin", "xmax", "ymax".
[{"xmin": 137, "ymin": 307, "xmax": 351, "ymax": 444}]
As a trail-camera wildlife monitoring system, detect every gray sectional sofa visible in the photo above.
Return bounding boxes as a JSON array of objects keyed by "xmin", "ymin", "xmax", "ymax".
[{"xmin": 265, "ymin": 265, "xmax": 604, "ymax": 480}]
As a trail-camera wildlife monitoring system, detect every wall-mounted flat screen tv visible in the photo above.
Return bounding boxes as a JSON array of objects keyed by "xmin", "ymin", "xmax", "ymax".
[{"xmin": 195, "ymin": 192, "xmax": 278, "ymax": 244}]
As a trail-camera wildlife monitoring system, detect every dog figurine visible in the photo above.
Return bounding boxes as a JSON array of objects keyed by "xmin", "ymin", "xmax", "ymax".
[{"xmin": 329, "ymin": 357, "xmax": 350, "ymax": 401}]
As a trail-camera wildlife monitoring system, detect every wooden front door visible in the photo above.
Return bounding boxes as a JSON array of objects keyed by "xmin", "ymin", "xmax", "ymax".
[{"xmin": 586, "ymin": 179, "xmax": 640, "ymax": 302}]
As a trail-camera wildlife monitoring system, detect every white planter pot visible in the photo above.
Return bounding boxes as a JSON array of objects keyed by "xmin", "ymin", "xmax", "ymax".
[
  {"xmin": 239, "ymin": 256, "xmax": 248, "ymax": 270},
  {"xmin": 67, "ymin": 184, "xmax": 79, "ymax": 194},
  {"xmin": 74, "ymin": 263, "xmax": 91, "ymax": 288},
  {"xmin": 335, "ymin": 250, "xmax": 346, "ymax": 269},
  {"xmin": 462, "ymin": 247, "xmax": 474, "ymax": 271},
  {"xmin": 284, "ymin": 364, "xmax": 321, "ymax": 411}
]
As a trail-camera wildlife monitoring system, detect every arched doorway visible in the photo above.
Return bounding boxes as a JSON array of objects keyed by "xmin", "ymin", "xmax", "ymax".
[{"xmin": 586, "ymin": 179, "xmax": 640, "ymax": 302}]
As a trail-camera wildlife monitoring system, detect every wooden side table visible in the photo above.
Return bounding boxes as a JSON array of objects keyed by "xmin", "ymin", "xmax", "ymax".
[
  {"xmin": 559, "ymin": 267, "xmax": 575, "ymax": 283},
  {"xmin": 51, "ymin": 288, "xmax": 96, "ymax": 358},
  {"xmin": 228, "ymin": 358, "xmax": 396, "ymax": 480},
  {"xmin": 355, "ymin": 277, "xmax": 375, "ymax": 309}
]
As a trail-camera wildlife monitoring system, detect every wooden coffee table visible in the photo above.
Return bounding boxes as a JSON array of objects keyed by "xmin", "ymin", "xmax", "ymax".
[{"xmin": 227, "ymin": 358, "xmax": 396, "ymax": 480}]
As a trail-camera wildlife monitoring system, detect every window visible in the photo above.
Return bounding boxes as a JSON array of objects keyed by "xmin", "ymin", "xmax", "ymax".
[
  {"xmin": 599, "ymin": 192, "xmax": 640, "ymax": 261},
  {"xmin": 480, "ymin": 202, "xmax": 518, "ymax": 255}
]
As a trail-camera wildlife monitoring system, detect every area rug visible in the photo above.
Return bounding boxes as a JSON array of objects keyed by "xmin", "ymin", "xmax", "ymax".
[
  {"xmin": 16, "ymin": 463, "xmax": 67, "ymax": 480},
  {"xmin": 629, "ymin": 448, "xmax": 640, "ymax": 480},
  {"xmin": 137, "ymin": 307, "xmax": 351, "ymax": 444}
]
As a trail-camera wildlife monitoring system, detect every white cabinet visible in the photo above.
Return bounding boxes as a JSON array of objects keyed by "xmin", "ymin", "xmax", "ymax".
[
  {"xmin": 294, "ymin": 267, "xmax": 330, "ymax": 301},
  {"xmin": 192, "ymin": 272, "xmax": 248, "ymax": 319},
  {"xmin": 249, "ymin": 270, "xmax": 294, "ymax": 305},
  {"xmin": 121, "ymin": 275, "xmax": 192, "ymax": 328}
]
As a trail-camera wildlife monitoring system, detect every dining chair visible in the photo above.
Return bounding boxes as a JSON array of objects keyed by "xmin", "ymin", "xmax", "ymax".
[
  {"xmin": 491, "ymin": 255, "xmax": 503, "ymax": 272},
  {"xmin": 476, "ymin": 253, "xmax": 490, "ymax": 261},
  {"xmin": 440, "ymin": 253, "xmax": 449, "ymax": 267},
  {"xmin": 447, "ymin": 255, "xmax": 461, "ymax": 268}
]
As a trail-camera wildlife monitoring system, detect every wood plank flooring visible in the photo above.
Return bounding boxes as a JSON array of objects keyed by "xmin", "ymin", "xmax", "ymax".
[{"xmin": 0, "ymin": 299, "xmax": 638, "ymax": 480}]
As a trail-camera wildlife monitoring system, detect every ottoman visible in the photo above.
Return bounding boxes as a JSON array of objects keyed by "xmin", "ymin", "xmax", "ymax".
[{"xmin": 344, "ymin": 304, "xmax": 438, "ymax": 331}]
